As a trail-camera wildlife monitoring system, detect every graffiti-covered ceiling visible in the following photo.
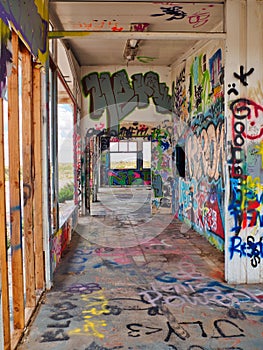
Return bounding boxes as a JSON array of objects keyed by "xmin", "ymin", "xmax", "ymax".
[{"xmin": 49, "ymin": 1, "xmax": 225, "ymax": 67}]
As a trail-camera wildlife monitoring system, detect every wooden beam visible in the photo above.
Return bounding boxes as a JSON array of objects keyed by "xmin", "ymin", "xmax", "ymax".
[
  {"xmin": 21, "ymin": 47, "xmax": 36, "ymax": 307},
  {"xmin": 0, "ymin": 98, "xmax": 11, "ymax": 349},
  {"xmin": 33, "ymin": 65, "xmax": 45, "ymax": 289},
  {"xmin": 8, "ymin": 32, "xmax": 25, "ymax": 330}
]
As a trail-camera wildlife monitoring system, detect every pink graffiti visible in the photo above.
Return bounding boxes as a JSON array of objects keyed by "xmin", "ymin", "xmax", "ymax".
[
  {"xmin": 132, "ymin": 23, "xmax": 150, "ymax": 32},
  {"xmin": 94, "ymin": 122, "xmax": 105, "ymax": 130}
]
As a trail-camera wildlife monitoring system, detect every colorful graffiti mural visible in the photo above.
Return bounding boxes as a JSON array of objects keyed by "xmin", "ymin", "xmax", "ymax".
[
  {"xmin": 227, "ymin": 59, "xmax": 263, "ymax": 270},
  {"xmin": 119, "ymin": 122, "xmax": 157, "ymax": 139},
  {"xmin": 0, "ymin": 0, "xmax": 48, "ymax": 97},
  {"xmin": 0, "ymin": 0, "xmax": 48, "ymax": 62},
  {"xmin": 81, "ymin": 70, "xmax": 172, "ymax": 133},
  {"xmin": 151, "ymin": 120, "xmax": 173, "ymax": 213},
  {"xmin": 174, "ymin": 48, "xmax": 225, "ymax": 249},
  {"xmin": 108, "ymin": 169, "xmax": 151, "ymax": 186},
  {"xmin": 51, "ymin": 213, "xmax": 76, "ymax": 273}
]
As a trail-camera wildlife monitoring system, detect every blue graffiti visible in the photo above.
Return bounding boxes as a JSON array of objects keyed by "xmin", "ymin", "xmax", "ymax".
[
  {"xmin": 229, "ymin": 236, "xmax": 263, "ymax": 268},
  {"xmin": 152, "ymin": 174, "xmax": 163, "ymax": 197},
  {"xmin": 155, "ymin": 272, "xmax": 177, "ymax": 283}
]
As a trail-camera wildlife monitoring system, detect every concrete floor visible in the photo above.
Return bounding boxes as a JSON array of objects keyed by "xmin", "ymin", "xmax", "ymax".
[{"xmin": 17, "ymin": 188, "xmax": 263, "ymax": 350}]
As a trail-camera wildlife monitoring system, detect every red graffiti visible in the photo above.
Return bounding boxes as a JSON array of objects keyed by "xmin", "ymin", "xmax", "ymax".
[
  {"xmin": 188, "ymin": 11, "xmax": 210, "ymax": 28},
  {"xmin": 231, "ymin": 98, "xmax": 263, "ymax": 140}
]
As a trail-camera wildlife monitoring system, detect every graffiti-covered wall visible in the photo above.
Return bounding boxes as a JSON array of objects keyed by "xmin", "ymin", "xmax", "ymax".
[
  {"xmin": 81, "ymin": 67, "xmax": 172, "ymax": 132},
  {"xmin": 225, "ymin": 0, "xmax": 263, "ymax": 283},
  {"xmin": 171, "ymin": 41, "xmax": 225, "ymax": 250},
  {"xmin": 0, "ymin": 1, "xmax": 48, "ymax": 96},
  {"xmin": 51, "ymin": 207, "xmax": 78, "ymax": 273},
  {"xmin": 151, "ymin": 119, "xmax": 173, "ymax": 213},
  {"xmin": 0, "ymin": 0, "xmax": 48, "ymax": 60},
  {"xmin": 81, "ymin": 66, "xmax": 173, "ymax": 197}
]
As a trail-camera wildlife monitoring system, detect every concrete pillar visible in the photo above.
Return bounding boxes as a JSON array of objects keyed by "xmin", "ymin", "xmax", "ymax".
[{"xmin": 225, "ymin": 0, "xmax": 263, "ymax": 283}]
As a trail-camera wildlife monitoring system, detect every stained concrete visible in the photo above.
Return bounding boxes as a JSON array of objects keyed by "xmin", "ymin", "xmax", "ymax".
[{"xmin": 17, "ymin": 188, "xmax": 263, "ymax": 350}]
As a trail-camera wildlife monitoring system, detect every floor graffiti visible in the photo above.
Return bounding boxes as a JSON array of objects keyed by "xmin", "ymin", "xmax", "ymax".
[{"xmin": 17, "ymin": 211, "xmax": 263, "ymax": 350}]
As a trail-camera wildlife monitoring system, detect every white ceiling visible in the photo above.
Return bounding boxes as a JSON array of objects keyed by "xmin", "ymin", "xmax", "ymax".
[{"xmin": 49, "ymin": 1, "xmax": 225, "ymax": 67}]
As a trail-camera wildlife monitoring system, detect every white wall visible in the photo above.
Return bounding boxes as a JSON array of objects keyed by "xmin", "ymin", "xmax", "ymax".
[{"xmin": 225, "ymin": 0, "xmax": 263, "ymax": 283}]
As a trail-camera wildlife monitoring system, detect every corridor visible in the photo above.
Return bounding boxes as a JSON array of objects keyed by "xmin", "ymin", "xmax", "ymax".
[
  {"xmin": 17, "ymin": 188, "xmax": 263, "ymax": 350},
  {"xmin": 1, "ymin": 2, "xmax": 263, "ymax": 349}
]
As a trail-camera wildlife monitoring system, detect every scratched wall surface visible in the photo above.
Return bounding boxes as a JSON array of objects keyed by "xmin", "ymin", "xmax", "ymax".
[{"xmin": 171, "ymin": 42, "xmax": 225, "ymax": 250}]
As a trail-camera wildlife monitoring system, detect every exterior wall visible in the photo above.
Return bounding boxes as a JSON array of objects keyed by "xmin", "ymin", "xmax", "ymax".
[
  {"xmin": 171, "ymin": 40, "xmax": 225, "ymax": 250},
  {"xmin": 225, "ymin": 0, "xmax": 263, "ymax": 283}
]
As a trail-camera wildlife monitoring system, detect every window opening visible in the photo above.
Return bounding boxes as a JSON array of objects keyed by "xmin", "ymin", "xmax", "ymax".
[
  {"xmin": 110, "ymin": 141, "xmax": 138, "ymax": 169},
  {"xmin": 143, "ymin": 141, "xmax": 151, "ymax": 169}
]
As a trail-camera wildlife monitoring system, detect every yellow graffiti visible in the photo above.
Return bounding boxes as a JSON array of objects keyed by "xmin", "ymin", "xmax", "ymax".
[
  {"xmin": 69, "ymin": 290, "xmax": 108, "ymax": 339},
  {"xmin": 137, "ymin": 56, "xmax": 156, "ymax": 63},
  {"xmin": 49, "ymin": 31, "xmax": 92, "ymax": 39},
  {"xmin": 70, "ymin": 319, "xmax": 107, "ymax": 339},
  {"xmin": 34, "ymin": 0, "xmax": 49, "ymax": 64},
  {"xmin": 0, "ymin": 18, "xmax": 11, "ymax": 42},
  {"xmin": 248, "ymin": 81, "xmax": 263, "ymax": 104},
  {"xmin": 255, "ymin": 141, "xmax": 263, "ymax": 169},
  {"xmin": 246, "ymin": 175, "xmax": 263, "ymax": 192},
  {"xmin": 34, "ymin": 0, "xmax": 48, "ymax": 22}
]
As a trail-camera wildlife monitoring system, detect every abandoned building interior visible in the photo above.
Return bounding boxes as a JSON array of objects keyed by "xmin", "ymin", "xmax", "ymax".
[{"xmin": 0, "ymin": 0, "xmax": 263, "ymax": 349}]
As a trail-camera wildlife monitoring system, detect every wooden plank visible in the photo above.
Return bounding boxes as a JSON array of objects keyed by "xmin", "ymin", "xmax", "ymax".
[
  {"xmin": 21, "ymin": 47, "xmax": 36, "ymax": 307},
  {"xmin": 33, "ymin": 65, "xmax": 45, "ymax": 289},
  {"xmin": 0, "ymin": 98, "xmax": 11, "ymax": 349},
  {"xmin": 8, "ymin": 32, "xmax": 25, "ymax": 329}
]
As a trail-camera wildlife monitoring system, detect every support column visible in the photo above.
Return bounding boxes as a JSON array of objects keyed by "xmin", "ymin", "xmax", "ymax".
[
  {"xmin": 225, "ymin": 0, "xmax": 263, "ymax": 283},
  {"xmin": 8, "ymin": 32, "xmax": 25, "ymax": 329}
]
